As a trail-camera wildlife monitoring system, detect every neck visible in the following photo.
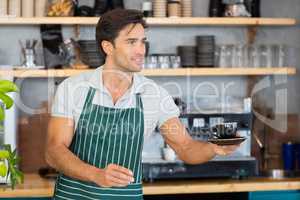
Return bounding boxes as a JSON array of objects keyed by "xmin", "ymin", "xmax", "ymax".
[{"xmin": 102, "ymin": 63, "xmax": 134, "ymax": 93}]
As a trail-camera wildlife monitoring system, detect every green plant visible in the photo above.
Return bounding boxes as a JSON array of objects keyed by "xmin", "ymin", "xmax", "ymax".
[{"xmin": 0, "ymin": 80, "xmax": 23, "ymax": 189}]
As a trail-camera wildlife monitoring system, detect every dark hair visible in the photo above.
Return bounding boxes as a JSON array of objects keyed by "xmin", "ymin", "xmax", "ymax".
[{"xmin": 95, "ymin": 9, "xmax": 147, "ymax": 56}]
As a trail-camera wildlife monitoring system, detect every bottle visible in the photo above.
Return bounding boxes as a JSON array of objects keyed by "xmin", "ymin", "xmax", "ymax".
[
  {"xmin": 142, "ymin": 1, "xmax": 153, "ymax": 17},
  {"xmin": 209, "ymin": 0, "xmax": 224, "ymax": 17},
  {"xmin": 251, "ymin": 0, "xmax": 260, "ymax": 17}
]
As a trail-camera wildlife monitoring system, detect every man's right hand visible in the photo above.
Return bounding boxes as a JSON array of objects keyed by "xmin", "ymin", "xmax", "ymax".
[{"xmin": 92, "ymin": 164, "xmax": 135, "ymax": 187}]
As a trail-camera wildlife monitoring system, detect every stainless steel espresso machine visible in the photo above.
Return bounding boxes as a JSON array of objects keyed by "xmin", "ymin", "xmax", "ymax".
[{"xmin": 142, "ymin": 112, "xmax": 258, "ymax": 182}]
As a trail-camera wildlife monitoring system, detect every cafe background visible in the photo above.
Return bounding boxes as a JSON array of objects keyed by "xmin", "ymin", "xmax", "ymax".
[{"xmin": 0, "ymin": 0, "xmax": 299, "ymax": 189}]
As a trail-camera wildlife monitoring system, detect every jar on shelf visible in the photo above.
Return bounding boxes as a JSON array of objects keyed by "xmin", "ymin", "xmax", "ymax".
[
  {"xmin": 142, "ymin": 1, "xmax": 153, "ymax": 17},
  {"xmin": 0, "ymin": 0, "xmax": 7, "ymax": 16},
  {"xmin": 168, "ymin": 0, "xmax": 180, "ymax": 17},
  {"xmin": 35, "ymin": 0, "xmax": 48, "ymax": 17},
  {"xmin": 22, "ymin": 0, "xmax": 34, "ymax": 17}
]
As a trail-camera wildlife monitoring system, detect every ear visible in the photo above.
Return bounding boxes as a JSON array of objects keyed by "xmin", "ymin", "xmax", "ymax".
[{"xmin": 101, "ymin": 40, "xmax": 114, "ymax": 56}]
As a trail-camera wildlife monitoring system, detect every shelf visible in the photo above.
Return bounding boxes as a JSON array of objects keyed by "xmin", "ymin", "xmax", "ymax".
[
  {"xmin": 0, "ymin": 67, "xmax": 296, "ymax": 78},
  {"xmin": 0, "ymin": 17, "xmax": 296, "ymax": 26},
  {"xmin": 146, "ymin": 17, "xmax": 297, "ymax": 26}
]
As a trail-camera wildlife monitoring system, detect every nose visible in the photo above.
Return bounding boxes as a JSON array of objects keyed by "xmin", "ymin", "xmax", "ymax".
[{"xmin": 136, "ymin": 42, "xmax": 146, "ymax": 56}]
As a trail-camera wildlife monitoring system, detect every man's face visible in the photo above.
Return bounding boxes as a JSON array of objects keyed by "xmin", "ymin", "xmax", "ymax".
[{"xmin": 109, "ymin": 23, "xmax": 146, "ymax": 72}]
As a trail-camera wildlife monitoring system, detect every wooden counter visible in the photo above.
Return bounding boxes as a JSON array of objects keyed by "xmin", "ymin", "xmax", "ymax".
[{"xmin": 1, "ymin": 174, "xmax": 300, "ymax": 198}]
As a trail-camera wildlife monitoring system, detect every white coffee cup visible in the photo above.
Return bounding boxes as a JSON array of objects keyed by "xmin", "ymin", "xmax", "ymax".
[{"xmin": 162, "ymin": 147, "xmax": 176, "ymax": 161}]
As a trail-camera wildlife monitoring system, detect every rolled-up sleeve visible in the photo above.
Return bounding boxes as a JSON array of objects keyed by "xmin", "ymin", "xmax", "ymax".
[
  {"xmin": 51, "ymin": 80, "xmax": 73, "ymax": 119},
  {"xmin": 157, "ymin": 87, "xmax": 180, "ymax": 128}
]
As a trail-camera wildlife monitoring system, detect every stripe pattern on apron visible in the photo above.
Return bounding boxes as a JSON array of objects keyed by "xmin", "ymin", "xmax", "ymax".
[{"xmin": 54, "ymin": 87, "xmax": 144, "ymax": 200}]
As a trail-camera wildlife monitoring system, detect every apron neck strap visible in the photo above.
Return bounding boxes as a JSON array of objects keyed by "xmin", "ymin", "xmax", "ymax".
[{"xmin": 135, "ymin": 93, "xmax": 143, "ymax": 110}]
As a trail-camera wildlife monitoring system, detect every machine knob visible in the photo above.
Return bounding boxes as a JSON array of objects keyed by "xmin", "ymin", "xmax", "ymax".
[{"xmin": 168, "ymin": 168, "xmax": 174, "ymax": 174}]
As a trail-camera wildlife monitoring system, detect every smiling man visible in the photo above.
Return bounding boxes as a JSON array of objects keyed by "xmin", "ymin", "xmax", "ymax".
[{"xmin": 46, "ymin": 9, "xmax": 239, "ymax": 200}]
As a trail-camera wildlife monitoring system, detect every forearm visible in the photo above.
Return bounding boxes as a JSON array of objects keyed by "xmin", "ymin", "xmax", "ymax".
[
  {"xmin": 45, "ymin": 144, "xmax": 101, "ymax": 182},
  {"xmin": 177, "ymin": 140, "xmax": 216, "ymax": 165}
]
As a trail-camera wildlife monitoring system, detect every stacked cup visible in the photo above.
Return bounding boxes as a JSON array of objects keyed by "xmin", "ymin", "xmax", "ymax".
[
  {"xmin": 153, "ymin": 0, "xmax": 167, "ymax": 17},
  {"xmin": 0, "ymin": 0, "xmax": 7, "ymax": 16},
  {"xmin": 8, "ymin": 0, "xmax": 21, "ymax": 17},
  {"xmin": 177, "ymin": 46, "xmax": 197, "ymax": 67},
  {"xmin": 181, "ymin": 0, "xmax": 192, "ymax": 17},
  {"xmin": 196, "ymin": 35, "xmax": 215, "ymax": 67}
]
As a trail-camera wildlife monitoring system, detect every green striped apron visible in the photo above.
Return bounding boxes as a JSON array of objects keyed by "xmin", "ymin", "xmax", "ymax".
[{"xmin": 54, "ymin": 87, "xmax": 144, "ymax": 200}]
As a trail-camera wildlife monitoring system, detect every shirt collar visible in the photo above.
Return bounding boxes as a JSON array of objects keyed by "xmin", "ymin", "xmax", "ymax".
[{"xmin": 88, "ymin": 66, "xmax": 145, "ymax": 95}]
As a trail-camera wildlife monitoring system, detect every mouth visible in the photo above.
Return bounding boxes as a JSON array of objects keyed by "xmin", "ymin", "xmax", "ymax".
[{"xmin": 132, "ymin": 57, "xmax": 144, "ymax": 66}]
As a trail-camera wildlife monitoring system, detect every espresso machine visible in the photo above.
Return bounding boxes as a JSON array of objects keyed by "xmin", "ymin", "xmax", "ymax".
[{"xmin": 142, "ymin": 112, "xmax": 258, "ymax": 182}]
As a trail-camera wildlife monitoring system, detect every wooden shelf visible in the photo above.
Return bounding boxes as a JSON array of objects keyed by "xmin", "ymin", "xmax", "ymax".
[
  {"xmin": 146, "ymin": 17, "xmax": 297, "ymax": 26},
  {"xmin": 0, "ymin": 67, "xmax": 296, "ymax": 78},
  {"xmin": 0, "ymin": 17, "xmax": 296, "ymax": 26}
]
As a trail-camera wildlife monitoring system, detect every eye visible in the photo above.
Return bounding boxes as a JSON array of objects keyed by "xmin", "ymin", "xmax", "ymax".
[{"xmin": 128, "ymin": 40, "xmax": 136, "ymax": 45}]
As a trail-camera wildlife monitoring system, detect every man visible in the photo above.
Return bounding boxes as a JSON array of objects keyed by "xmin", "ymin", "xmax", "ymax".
[{"xmin": 46, "ymin": 9, "xmax": 239, "ymax": 200}]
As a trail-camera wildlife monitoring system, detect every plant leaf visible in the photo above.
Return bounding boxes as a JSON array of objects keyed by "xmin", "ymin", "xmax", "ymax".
[
  {"xmin": 12, "ymin": 149, "xmax": 16, "ymax": 157},
  {"xmin": 0, "ymin": 162, "xmax": 7, "ymax": 177},
  {"xmin": 15, "ymin": 169, "xmax": 24, "ymax": 184},
  {"xmin": 0, "ymin": 106, "xmax": 4, "ymax": 121},
  {"xmin": 0, "ymin": 150, "xmax": 9, "ymax": 159},
  {"xmin": 12, "ymin": 156, "xmax": 21, "ymax": 166},
  {"xmin": 1, "ymin": 145, "xmax": 24, "ymax": 189},
  {"xmin": 4, "ymin": 144, "xmax": 12, "ymax": 153},
  {"xmin": 0, "ymin": 92, "xmax": 14, "ymax": 109},
  {"xmin": 0, "ymin": 80, "xmax": 18, "ymax": 93}
]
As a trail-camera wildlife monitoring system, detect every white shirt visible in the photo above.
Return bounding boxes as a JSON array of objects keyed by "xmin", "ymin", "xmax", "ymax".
[{"xmin": 51, "ymin": 66, "xmax": 180, "ymax": 138}]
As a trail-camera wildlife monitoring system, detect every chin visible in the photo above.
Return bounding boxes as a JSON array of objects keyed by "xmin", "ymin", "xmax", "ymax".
[{"xmin": 129, "ymin": 64, "xmax": 143, "ymax": 72}]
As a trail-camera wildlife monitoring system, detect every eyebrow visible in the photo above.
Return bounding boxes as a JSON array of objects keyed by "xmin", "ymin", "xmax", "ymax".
[{"xmin": 125, "ymin": 37, "xmax": 147, "ymax": 41}]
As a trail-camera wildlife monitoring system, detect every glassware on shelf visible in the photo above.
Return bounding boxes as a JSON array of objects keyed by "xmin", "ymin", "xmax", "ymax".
[
  {"xmin": 271, "ymin": 44, "xmax": 288, "ymax": 67},
  {"xmin": 232, "ymin": 44, "xmax": 245, "ymax": 68},
  {"xmin": 248, "ymin": 45, "xmax": 260, "ymax": 68},
  {"xmin": 145, "ymin": 54, "xmax": 181, "ymax": 69},
  {"xmin": 145, "ymin": 55, "xmax": 158, "ymax": 69},
  {"xmin": 170, "ymin": 55, "xmax": 181, "ymax": 68},
  {"xmin": 258, "ymin": 44, "xmax": 272, "ymax": 68},
  {"xmin": 218, "ymin": 44, "xmax": 233, "ymax": 68},
  {"xmin": 19, "ymin": 39, "xmax": 40, "ymax": 69},
  {"xmin": 158, "ymin": 55, "xmax": 171, "ymax": 69}
]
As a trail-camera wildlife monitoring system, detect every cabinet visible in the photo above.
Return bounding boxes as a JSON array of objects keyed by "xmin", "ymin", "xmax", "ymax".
[{"xmin": 249, "ymin": 190, "xmax": 300, "ymax": 200}]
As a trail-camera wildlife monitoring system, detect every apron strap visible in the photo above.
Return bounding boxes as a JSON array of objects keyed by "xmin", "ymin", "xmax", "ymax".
[
  {"xmin": 81, "ymin": 87, "xmax": 96, "ymax": 114},
  {"xmin": 135, "ymin": 93, "xmax": 143, "ymax": 110}
]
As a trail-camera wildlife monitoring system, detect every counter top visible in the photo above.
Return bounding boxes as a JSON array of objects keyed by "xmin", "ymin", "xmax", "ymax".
[{"xmin": 1, "ymin": 174, "xmax": 300, "ymax": 197}]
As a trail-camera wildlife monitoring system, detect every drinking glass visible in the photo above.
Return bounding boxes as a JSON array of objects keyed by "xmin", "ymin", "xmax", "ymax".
[
  {"xmin": 271, "ymin": 44, "xmax": 287, "ymax": 67},
  {"xmin": 170, "ymin": 55, "xmax": 181, "ymax": 68},
  {"xmin": 218, "ymin": 45, "xmax": 233, "ymax": 68},
  {"xmin": 158, "ymin": 55, "xmax": 171, "ymax": 69},
  {"xmin": 232, "ymin": 44, "xmax": 244, "ymax": 68},
  {"xmin": 146, "ymin": 55, "xmax": 158, "ymax": 69},
  {"xmin": 259, "ymin": 44, "xmax": 272, "ymax": 68},
  {"xmin": 248, "ymin": 45, "xmax": 259, "ymax": 68}
]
